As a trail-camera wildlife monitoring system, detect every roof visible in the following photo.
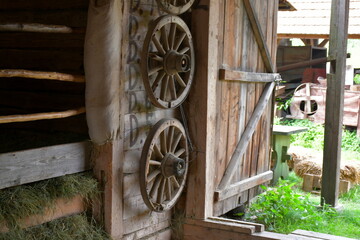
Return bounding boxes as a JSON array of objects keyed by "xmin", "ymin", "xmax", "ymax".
[{"xmin": 278, "ymin": 0, "xmax": 360, "ymax": 39}]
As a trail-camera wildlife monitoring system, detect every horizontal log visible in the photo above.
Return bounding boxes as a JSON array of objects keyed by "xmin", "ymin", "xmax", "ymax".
[
  {"xmin": 0, "ymin": 69, "xmax": 85, "ymax": 82},
  {"xmin": 214, "ymin": 171, "xmax": 273, "ymax": 202},
  {"xmin": 0, "ymin": 195, "xmax": 85, "ymax": 233},
  {"xmin": 278, "ymin": 33, "xmax": 360, "ymax": 40},
  {"xmin": 0, "ymin": 107, "xmax": 85, "ymax": 124},
  {"xmin": 217, "ymin": 82, "xmax": 275, "ymax": 190},
  {"xmin": 0, "ymin": 0, "xmax": 89, "ymax": 10},
  {"xmin": 0, "ymin": 141, "xmax": 91, "ymax": 190},
  {"xmin": 0, "ymin": 23, "xmax": 73, "ymax": 33},
  {"xmin": 0, "ymin": 32, "xmax": 85, "ymax": 49},
  {"xmin": 219, "ymin": 69, "xmax": 280, "ymax": 83},
  {"xmin": 0, "ymin": 10, "xmax": 88, "ymax": 28}
]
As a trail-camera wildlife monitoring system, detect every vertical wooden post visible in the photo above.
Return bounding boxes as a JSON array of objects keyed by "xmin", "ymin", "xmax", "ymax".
[
  {"xmin": 321, "ymin": 0, "xmax": 349, "ymax": 207},
  {"xmin": 185, "ymin": 0, "xmax": 219, "ymax": 220}
]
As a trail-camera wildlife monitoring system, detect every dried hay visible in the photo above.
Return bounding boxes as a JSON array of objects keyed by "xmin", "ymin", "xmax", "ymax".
[{"xmin": 291, "ymin": 152, "xmax": 360, "ymax": 184}]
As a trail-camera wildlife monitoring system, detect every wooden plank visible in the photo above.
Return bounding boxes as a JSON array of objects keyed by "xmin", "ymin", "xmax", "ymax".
[
  {"xmin": 0, "ymin": 141, "xmax": 91, "ymax": 190},
  {"xmin": 208, "ymin": 217, "xmax": 264, "ymax": 233},
  {"xmin": 215, "ymin": 171, "xmax": 273, "ymax": 201},
  {"xmin": 0, "ymin": 69, "xmax": 85, "ymax": 82},
  {"xmin": 243, "ymin": 0, "xmax": 274, "ymax": 73},
  {"xmin": 185, "ymin": 0, "xmax": 219, "ymax": 220},
  {"xmin": 0, "ymin": 23, "xmax": 74, "ymax": 33},
  {"xmin": 219, "ymin": 69, "xmax": 280, "ymax": 82},
  {"xmin": 0, "ymin": 195, "xmax": 85, "ymax": 233},
  {"xmin": 123, "ymin": 211, "xmax": 171, "ymax": 235},
  {"xmin": 322, "ymin": 0, "xmax": 350, "ymax": 207},
  {"xmin": 0, "ymin": 107, "xmax": 85, "ymax": 124},
  {"xmin": 217, "ymin": 82, "xmax": 275, "ymax": 190},
  {"xmin": 291, "ymin": 229, "xmax": 355, "ymax": 240},
  {"xmin": 185, "ymin": 218, "xmax": 255, "ymax": 235},
  {"xmin": 122, "ymin": 221, "xmax": 170, "ymax": 240}
]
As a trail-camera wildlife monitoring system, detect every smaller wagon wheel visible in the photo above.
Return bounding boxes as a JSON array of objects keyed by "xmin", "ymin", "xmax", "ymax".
[
  {"xmin": 156, "ymin": 0, "xmax": 195, "ymax": 15},
  {"xmin": 293, "ymin": 83, "xmax": 318, "ymax": 115},
  {"xmin": 140, "ymin": 118, "xmax": 188, "ymax": 212},
  {"xmin": 141, "ymin": 15, "xmax": 195, "ymax": 109}
]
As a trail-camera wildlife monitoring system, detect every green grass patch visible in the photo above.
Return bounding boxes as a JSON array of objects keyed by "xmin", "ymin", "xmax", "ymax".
[
  {"xmin": 0, "ymin": 172, "xmax": 99, "ymax": 230},
  {"xmin": 0, "ymin": 213, "xmax": 109, "ymax": 240},
  {"xmin": 243, "ymin": 173, "xmax": 360, "ymax": 239}
]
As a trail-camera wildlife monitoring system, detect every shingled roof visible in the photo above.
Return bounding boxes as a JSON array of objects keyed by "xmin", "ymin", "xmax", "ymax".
[{"xmin": 278, "ymin": 0, "xmax": 360, "ymax": 39}]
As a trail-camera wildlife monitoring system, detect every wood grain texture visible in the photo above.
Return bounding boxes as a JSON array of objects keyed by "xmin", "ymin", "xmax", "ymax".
[
  {"xmin": 0, "ymin": 69, "xmax": 85, "ymax": 82},
  {"xmin": 219, "ymin": 69, "xmax": 279, "ymax": 82},
  {"xmin": 0, "ymin": 141, "xmax": 91, "ymax": 190}
]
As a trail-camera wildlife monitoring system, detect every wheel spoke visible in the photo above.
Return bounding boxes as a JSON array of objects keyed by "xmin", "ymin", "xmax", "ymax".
[
  {"xmin": 178, "ymin": 47, "xmax": 190, "ymax": 54},
  {"xmin": 160, "ymin": 130, "xmax": 167, "ymax": 155},
  {"xmin": 157, "ymin": 177, "xmax": 166, "ymax": 204},
  {"xmin": 174, "ymin": 32, "xmax": 186, "ymax": 51},
  {"xmin": 169, "ymin": 23, "xmax": 177, "ymax": 50},
  {"xmin": 171, "ymin": 132, "xmax": 182, "ymax": 152},
  {"xmin": 166, "ymin": 178, "xmax": 172, "ymax": 200},
  {"xmin": 150, "ymin": 160, "xmax": 161, "ymax": 166},
  {"xmin": 160, "ymin": 75, "xmax": 169, "ymax": 100},
  {"xmin": 174, "ymin": 148, "xmax": 186, "ymax": 157},
  {"xmin": 169, "ymin": 76, "xmax": 177, "ymax": 100},
  {"xmin": 150, "ymin": 53, "xmax": 164, "ymax": 62},
  {"xmin": 167, "ymin": 126, "xmax": 175, "ymax": 152},
  {"xmin": 150, "ymin": 175, "xmax": 163, "ymax": 199},
  {"xmin": 161, "ymin": 27, "xmax": 170, "ymax": 51},
  {"xmin": 154, "ymin": 143, "xmax": 164, "ymax": 159},
  {"xmin": 152, "ymin": 35, "xmax": 166, "ymax": 56},
  {"xmin": 174, "ymin": 73, "xmax": 186, "ymax": 88},
  {"xmin": 147, "ymin": 169, "xmax": 161, "ymax": 183},
  {"xmin": 151, "ymin": 71, "xmax": 166, "ymax": 92},
  {"xmin": 170, "ymin": 176, "xmax": 180, "ymax": 189},
  {"xmin": 148, "ymin": 65, "xmax": 163, "ymax": 76}
]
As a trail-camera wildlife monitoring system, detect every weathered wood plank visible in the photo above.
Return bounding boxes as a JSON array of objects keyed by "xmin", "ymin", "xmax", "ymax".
[
  {"xmin": 217, "ymin": 82, "xmax": 275, "ymax": 190},
  {"xmin": 0, "ymin": 141, "xmax": 91, "ymax": 190},
  {"xmin": 208, "ymin": 217, "xmax": 264, "ymax": 233},
  {"xmin": 322, "ymin": 0, "xmax": 350, "ymax": 207},
  {"xmin": 0, "ymin": 69, "xmax": 85, "ymax": 82},
  {"xmin": 122, "ymin": 221, "xmax": 170, "ymax": 240},
  {"xmin": 215, "ymin": 171, "xmax": 273, "ymax": 201},
  {"xmin": 0, "ymin": 195, "xmax": 85, "ymax": 233},
  {"xmin": 219, "ymin": 69, "xmax": 280, "ymax": 83},
  {"xmin": 185, "ymin": 218, "xmax": 255, "ymax": 235},
  {"xmin": 291, "ymin": 229, "xmax": 355, "ymax": 240},
  {"xmin": 243, "ymin": 0, "xmax": 274, "ymax": 73}
]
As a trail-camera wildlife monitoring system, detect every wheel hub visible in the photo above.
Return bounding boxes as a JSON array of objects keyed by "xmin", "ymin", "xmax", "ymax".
[
  {"xmin": 161, "ymin": 153, "xmax": 186, "ymax": 178},
  {"xmin": 164, "ymin": 51, "xmax": 191, "ymax": 75}
]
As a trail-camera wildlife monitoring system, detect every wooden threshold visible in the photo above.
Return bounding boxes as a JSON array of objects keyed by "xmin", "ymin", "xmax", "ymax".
[
  {"xmin": 0, "ymin": 69, "xmax": 85, "ymax": 82},
  {"xmin": 0, "ymin": 195, "xmax": 86, "ymax": 233},
  {"xmin": 0, "ymin": 107, "xmax": 85, "ymax": 124},
  {"xmin": 289, "ymin": 229, "xmax": 356, "ymax": 240},
  {"xmin": 0, "ymin": 23, "xmax": 77, "ymax": 33},
  {"xmin": 0, "ymin": 141, "xmax": 91, "ymax": 190},
  {"xmin": 219, "ymin": 69, "xmax": 280, "ymax": 83},
  {"xmin": 215, "ymin": 171, "xmax": 273, "ymax": 201}
]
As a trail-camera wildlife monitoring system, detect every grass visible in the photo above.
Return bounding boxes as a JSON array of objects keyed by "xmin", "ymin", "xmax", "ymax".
[
  {"xmin": 243, "ymin": 173, "xmax": 360, "ymax": 239},
  {"xmin": 0, "ymin": 213, "xmax": 109, "ymax": 240},
  {"xmin": 0, "ymin": 172, "xmax": 99, "ymax": 230}
]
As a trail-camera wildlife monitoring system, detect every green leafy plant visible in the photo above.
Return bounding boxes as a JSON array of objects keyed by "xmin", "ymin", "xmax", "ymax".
[
  {"xmin": 354, "ymin": 74, "xmax": 360, "ymax": 84},
  {"xmin": 243, "ymin": 179, "xmax": 336, "ymax": 233},
  {"xmin": 276, "ymin": 97, "xmax": 293, "ymax": 111}
]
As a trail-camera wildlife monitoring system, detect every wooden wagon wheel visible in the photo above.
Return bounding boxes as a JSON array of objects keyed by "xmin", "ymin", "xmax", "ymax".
[
  {"xmin": 156, "ymin": 0, "xmax": 195, "ymax": 15},
  {"xmin": 140, "ymin": 118, "xmax": 189, "ymax": 212},
  {"xmin": 293, "ymin": 83, "xmax": 318, "ymax": 115},
  {"xmin": 141, "ymin": 15, "xmax": 195, "ymax": 109}
]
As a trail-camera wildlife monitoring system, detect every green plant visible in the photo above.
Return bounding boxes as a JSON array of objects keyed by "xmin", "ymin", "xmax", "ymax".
[
  {"xmin": 354, "ymin": 74, "xmax": 360, "ymax": 84},
  {"xmin": 276, "ymin": 97, "xmax": 293, "ymax": 111},
  {"xmin": 243, "ymin": 179, "xmax": 336, "ymax": 233}
]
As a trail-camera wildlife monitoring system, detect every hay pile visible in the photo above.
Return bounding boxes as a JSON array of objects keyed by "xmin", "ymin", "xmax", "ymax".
[{"xmin": 289, "ymin": 148, "xmax": 360, "ymax": 184}]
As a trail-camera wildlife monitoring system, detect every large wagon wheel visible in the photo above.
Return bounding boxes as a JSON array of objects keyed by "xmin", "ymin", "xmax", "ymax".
[
  {"xmin": 140, "ymin": 118, "xmax": 188, "ymax": 212},
  {"xmin": 156, "ymin": 0, "xmax": 195, "ymax": 15},
  {"xmin": 141, "ymin": 15, "xmax": 195, "ymax": 109},
  {"xmin": 293, "ymin": 83, "xmax": 318, "ymax": 115}
]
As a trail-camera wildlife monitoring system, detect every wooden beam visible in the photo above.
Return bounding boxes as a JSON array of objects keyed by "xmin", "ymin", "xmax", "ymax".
[
  {"xmin": 0, "ymin": 141, "xmax": 91, "ymax": 190},
  {"xmin": 219, "ymin": 69, "xmax": 280, "ymax": 83},
  {"xmin": 243, "ymin": 0, "xmax": 274, "ymax": 73},
  {"xmin": 217, "ymin": 82, "xmax": 275, "ymax": 190},
  {"xmin": 278, "ymin": 33, "xmax": 360, "ymax": 40},
  {"xmin": 0, "ymin": 107, "xmax": 85, "ymax": 124},
  {"xmin": 318, "ymin": 39, "xmax": 329, "ymax": 48},
  {"xmin": 185, "ymin": 218, "xmax": 255, "ymax": 235},
  {"xmin": 0, "ymin": 69, "xmax": 85, "ymax": 82},
  {"xmin": 321, "ymin": 0, "xmax": 350, "ymax": 207},
  {"xmin": 0, "ymin": 23, "xmax": 74, "ymax": 33},
  {"xmin": 208, "ymin": 217, "xmax": 264, "ymax": 233},
  {"xmin": 215, "ymin": 171, "xmax": 273, "ymax": 201},
  {"xmin": 0, "ymin": 195, "xmax": 85, "ymax": 232}
]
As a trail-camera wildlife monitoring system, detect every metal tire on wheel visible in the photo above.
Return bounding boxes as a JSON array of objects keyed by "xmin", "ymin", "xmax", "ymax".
[
  {"xmin": 140, "ymin": 118, "xmax": 189, "ymax": 212},
  {"xmin": 141, "ymin": 15, "xmax": 195, "ymax": 109}
]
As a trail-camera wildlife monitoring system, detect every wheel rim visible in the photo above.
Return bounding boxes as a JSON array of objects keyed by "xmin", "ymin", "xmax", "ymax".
[
  {"xmin": 293, "ymin": 83, "xmax": 318, "ymax": 115},
  {"xmin": 141, "ymin": 15, "xmax": 195, "ymax": 109},
  {"xmin": 140, "ymin": 118, "xmax": 188, "ymax": 212},
  {"xmin": 156, "ymin": 0, "xmax": 195, "ymax": 15}
]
